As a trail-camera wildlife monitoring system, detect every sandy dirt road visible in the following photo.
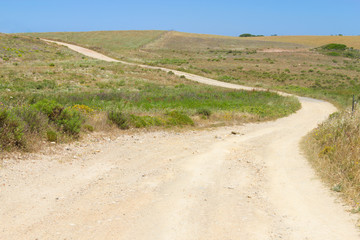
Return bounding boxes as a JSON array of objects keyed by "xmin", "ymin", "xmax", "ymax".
[{"xmin": 0, "ymin": 40, "xmax": 359, "ymax": 239}]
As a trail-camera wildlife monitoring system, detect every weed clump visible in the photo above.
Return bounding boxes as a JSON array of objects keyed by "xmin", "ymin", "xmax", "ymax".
[
  {"xmin": 197, "ymin": 108, "xmax": 212, "ymax": 119},
  {"xmin": 108, "ymin": 110, "xmax": 129, "ymax": 129},
  {"xmin": 165, "ymin": 110, "xmax": 194, "ymax": 126},
  {"xmin": 57, "ymin": 108, "xmax": 83, "ymax": 136},
  {"xmin": 0, "ymin": 109, "xmax": 25, "ymax": 150},
  {"xmin": 13, "ymin": 106, "xmax": 48, "ymax": 134},
  {"xmin": 46, "ymin": 130, "xmax": 58, "ymax": 142}
]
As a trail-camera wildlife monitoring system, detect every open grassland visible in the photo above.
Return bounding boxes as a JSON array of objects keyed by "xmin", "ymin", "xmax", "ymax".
[
  {"xmin": 23, "ymin": 31, "xmax": 305, "ymax": 60},
  {"xmin": 246, "ymin": 35, "xmax": 360, "ymax": 49},
  {"xmin": 0, "ymin": 33, "xmax": 299, "ymax": 152},
  {"xmin": 22, "ymin": 30, "xmax": 166, "ymax": 59},
  {"xmin": 144, "ymin": 31, "xmax": 304, "ymax": 50},
  {"xmin": 24, "ymin": 31, "xmax": 360, "ymax": 108}
]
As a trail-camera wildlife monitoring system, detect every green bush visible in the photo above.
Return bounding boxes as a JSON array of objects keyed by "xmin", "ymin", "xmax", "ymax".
[
  {"xmin": 33, "ymin": 99, "xmax": 64, "ymax": 121},
  {"xmin": 317, "ymin": 43, "xmax": 360, "ymax": 59},
  {"xmin": 13, "ymin": 106, "xmax": 48, "ymax": 134},
  {"xmin": 108, "ymin": 110, "xmax": 129, "ymax": 129},
  {"xmin": 321, "ymin": 43, "xmax": 347, "ymax": 51},
  {"xmin": 166, "ymin": 110, "xmax": 194, "ymax": 126},
  {"xmin": 0, "ymin": 109, "xmax": 25, "ymax": 150},
  {"xmin": 33, "ymin": 99, "xmax": 83, "ymax": 136},
  {"xmin": 57, "ymin": 108, "xmax": 83, "ymax": 136}
]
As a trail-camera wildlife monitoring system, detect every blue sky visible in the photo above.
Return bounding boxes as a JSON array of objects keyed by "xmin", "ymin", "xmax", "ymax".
[{"xmin": 1, "ymin": 0, "xmax": 359, "ymax": 36}]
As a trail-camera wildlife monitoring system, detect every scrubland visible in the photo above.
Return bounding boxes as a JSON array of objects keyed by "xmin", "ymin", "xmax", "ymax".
[{"xmin": 0, "ymin": 33, "xmax": 299, "ymax": 152}]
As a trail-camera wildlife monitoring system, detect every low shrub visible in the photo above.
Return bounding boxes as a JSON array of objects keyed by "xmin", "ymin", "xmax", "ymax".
[
  {"xmin": 0, "ymin": 109, "xmax": 25, "ymax": 150},
  {"xmin": 13, "ymin": 106, "xmax": 48, "ymax": 134},
  {"xmin": 317, "ymin": 43, "xmax": 360, "ymax": 59},
  {"xmin": 166, "ymin": 110, "xmax": 194, "ymax": 126},
  {"xmin": 33, "ymin": 99, "xmax": 83, "ymax": 136},
  {"xmin": 108, "ymin": 110, "xmax": 129, "ymax": 129},
  {"xmin": 33, "ymin": 99, "xmax": 64, "ymax": 121},
  {"xmin": 321, "ymin": 43, "xmax": 347, "ymax": 51},
  {"xmin": 57, "ymin": 108, "xmax": 83, "ymax": 136},
  {"xmin": 129, "ymin": 115, "xmax": 163, "ymax": 128},
  {"xmin": 197, "ymin": 108, "xmax": 212, "ymax": 119}
]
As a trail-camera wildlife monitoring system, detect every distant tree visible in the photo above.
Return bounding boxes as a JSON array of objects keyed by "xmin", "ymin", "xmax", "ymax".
[
  {"xmin": 271, "ymin": 34, "xmax": 278, "ymax": 36},
  {"xmin": 239, "ymin": 33, "xmax": 264, "ymax": 37},
  {"xmin": 239, "ymin": 33, "xmax": 253, "ymax": 37}
]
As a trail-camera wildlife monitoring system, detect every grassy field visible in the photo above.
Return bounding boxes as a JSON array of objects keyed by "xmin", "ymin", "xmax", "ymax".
[
  {"xmin": 246, "ymin": 35, "xmax": 360, "ymax": 49},
  {"xmin": 144, "ymin": 31, "xmax": 304, "ymax": 50},
  {"xmin": 23, "ymin": 31, "xmax": 360, "ymax": 107},
  {"xmin": 22, "ymin": 30, "xmax": 166, "ymax": 60},
  {"xmin": 0, "ymin": 33, "xmax": 300, "ymax": 152}
]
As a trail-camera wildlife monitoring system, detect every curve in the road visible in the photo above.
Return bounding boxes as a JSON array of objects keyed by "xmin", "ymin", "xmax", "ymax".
[{"xmin": 31, "ymin": 39, "xmax": 360, "ymax": 239}]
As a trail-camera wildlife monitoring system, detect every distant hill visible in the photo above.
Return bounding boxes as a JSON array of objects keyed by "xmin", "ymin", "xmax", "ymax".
[
  {"xmin": 22, "ymin": 30, "xmax": 305, "ymax": 59},
  {"xmin": 143, "ymin": 31, "xmax": 303, "ymax": 50},
  {"xmin": 245, "ymin": 35, "xmax": 360, "ymax": 49}
]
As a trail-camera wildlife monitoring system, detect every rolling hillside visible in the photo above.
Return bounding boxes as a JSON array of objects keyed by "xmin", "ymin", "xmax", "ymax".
[{"xmin": 246, "ymin": 35, "xmax": 360, "ymax": 49}]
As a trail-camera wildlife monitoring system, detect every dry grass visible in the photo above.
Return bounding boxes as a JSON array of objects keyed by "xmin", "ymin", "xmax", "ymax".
[
  {"xmin": 18, "ymin": 31, "xmax": 360, "ymax": 107},
  {"xmin": 22, "ymin": 30, "xmax": 166, "ymax": 58},
  {"xmin": 144, "ymin": 31, "xmax": 304, "ymax": 50},
  {"xmin": 303, "ymin": 109, "xmax": 360, "ymax": 208},
  {"xmin": 247, "ymin": 35, "xmax": 360, "ymax": 49}
]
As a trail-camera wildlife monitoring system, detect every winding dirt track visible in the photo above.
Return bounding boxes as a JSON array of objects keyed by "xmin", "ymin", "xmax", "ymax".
[{"xmin": 0, "ymin": 40, "xmax": 359, "ymax": 239}]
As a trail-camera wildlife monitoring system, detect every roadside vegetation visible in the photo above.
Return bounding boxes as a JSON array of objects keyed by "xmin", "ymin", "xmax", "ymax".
[
  {"xmin": 303, "ymin": 107, "xmax": 360, "ymax": 208},
  {"xmin": 0, "ymin": 33, "xmax": 300, "ymax": 152}
]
